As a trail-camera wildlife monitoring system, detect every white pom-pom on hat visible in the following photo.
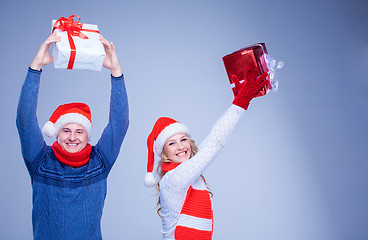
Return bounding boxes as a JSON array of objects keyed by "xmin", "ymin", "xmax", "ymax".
[
  {"xmin": 42, "ymin": 121, "xmax": 58, "ymax": 138},
  {"xmin": 144, "ymin": 172, "xmax": 157, "ymax": 187}
]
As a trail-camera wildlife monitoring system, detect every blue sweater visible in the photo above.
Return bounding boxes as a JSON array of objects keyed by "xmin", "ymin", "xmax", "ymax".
[{"xmin": 16, "ymin": 68, "xmax": 129, "ymax": 240}]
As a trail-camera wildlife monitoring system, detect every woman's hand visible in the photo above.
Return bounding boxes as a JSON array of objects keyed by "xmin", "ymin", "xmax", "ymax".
[
  {"xmin": 100, "ymin": 35, "xmax": 122, "ymax": 77},
  {"xmin": 232, "ymin": 72, "xmax": 270, "ymax": 110},
  {"xmin": 30, "ymin": 32, "xmax": 61, "ymax": 71}
]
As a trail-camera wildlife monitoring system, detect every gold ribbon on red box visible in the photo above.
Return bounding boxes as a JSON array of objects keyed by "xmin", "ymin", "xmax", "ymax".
[{"xmin": 52, "ymin": 15, "xmax": 100, "ymax": 69}]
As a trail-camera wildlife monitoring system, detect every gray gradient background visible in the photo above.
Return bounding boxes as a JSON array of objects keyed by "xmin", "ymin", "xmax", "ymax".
[{"xmin": 1, "ymin": 0, "xmax": 367, "ymax": 239}]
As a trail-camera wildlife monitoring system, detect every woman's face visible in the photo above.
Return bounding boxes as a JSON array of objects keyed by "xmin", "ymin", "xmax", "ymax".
[
  {"xmin": 163, "ymin": 133, "xmax": 192, "ymax": 163},
  {"xmin": 57, "ymin": 123, "xmax": 88, "ymax": 153}
]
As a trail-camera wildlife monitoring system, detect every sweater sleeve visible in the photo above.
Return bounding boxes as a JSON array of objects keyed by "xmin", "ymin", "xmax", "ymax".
[
  {"xmin": 163, "ymin": 104, "xmax": 245, "ymax": 192},
  {"xmin": 16, "ymin": 68, "xmax": 47, "ymax": 165},
  {"xmin": 96, "ymin": 74, "xmax": 129, "ymax": 165}
]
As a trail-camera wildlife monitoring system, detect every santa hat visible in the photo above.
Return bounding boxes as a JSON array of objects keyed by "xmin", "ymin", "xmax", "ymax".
[
  {"xmin": 145, "ymin": 117, "xmax": 190, "ymax": 187},
  {"xmin": 42, "ymin": 102, "xmax": 92, "ymax": 139}
]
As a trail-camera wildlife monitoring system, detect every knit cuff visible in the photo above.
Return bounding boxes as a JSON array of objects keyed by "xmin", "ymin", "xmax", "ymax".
[
  {"xmin": 28, "ymin": 67, "xmax": 42, "ymax": 74},
  {"xmin": 111, "ymin": 73, "xmax": 124, "ymax": 81}
]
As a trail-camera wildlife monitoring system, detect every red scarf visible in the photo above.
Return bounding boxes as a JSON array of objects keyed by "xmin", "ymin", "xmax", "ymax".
[
  {"xmin": 51, "ymin": 142, "xmax": 92, "ymax": 167},
  {"xmin": 161, "ymin": 161, "xmax": 213, "ymax": 239},
  {"xmin": 161, "ymin": 162, "xmax": 180, "ymax": 172}
]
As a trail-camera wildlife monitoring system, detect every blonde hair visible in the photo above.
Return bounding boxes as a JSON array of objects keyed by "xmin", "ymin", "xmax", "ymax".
[{"xmin": 156, "ymin": 135, "xmax": 212, "ymax": 217}]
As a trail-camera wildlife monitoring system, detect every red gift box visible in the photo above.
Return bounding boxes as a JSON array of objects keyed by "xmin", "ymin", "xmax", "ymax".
[{"xmin": 223, "ymin": 43, "xmax": 271, "ymax": 98}]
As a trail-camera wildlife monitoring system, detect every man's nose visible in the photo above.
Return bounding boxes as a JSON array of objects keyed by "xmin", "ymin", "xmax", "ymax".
[{"xmin": 69, "ymin": 132, "xmax": 76, "ymax": 140}]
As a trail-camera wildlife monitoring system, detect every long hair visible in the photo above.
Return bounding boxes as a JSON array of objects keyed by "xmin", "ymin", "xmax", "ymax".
[{"xmin": 156, "ymin": 136, "xmax": 212, "ymax": 217}]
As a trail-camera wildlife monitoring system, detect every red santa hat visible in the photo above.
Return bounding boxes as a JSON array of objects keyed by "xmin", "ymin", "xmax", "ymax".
[
  {"xmin": 42, "ymin": 102, "xmax": 93, "ymax": 139},
  {"xmin": 145, "ymin": 117, "xmax": 190, "ymax": 187}
]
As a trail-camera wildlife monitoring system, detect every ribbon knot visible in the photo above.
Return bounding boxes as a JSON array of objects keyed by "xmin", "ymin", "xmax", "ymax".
[
  {"xmin": 264, "ymin": 53, "xmax": 284, "ymax": 92},
  {"xmin": 53, "ymin": 15, "xmax": 89, "ymax": 39}
]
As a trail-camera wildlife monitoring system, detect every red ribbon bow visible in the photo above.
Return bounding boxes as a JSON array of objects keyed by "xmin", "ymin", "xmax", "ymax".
[{"xmin": 52, "ymin": 15, "xmax": 100, "ymax": 69}]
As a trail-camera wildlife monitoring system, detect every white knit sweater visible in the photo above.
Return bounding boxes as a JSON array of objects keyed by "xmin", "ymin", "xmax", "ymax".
[{"xmin": 159, "ymin": 104, "xmax": 245, "ymax": 239}]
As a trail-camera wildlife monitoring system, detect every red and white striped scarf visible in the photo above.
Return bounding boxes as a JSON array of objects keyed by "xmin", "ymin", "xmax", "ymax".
[{"xmin": 162, "ymin": 162, "xmax": 214, "ymax": 239}]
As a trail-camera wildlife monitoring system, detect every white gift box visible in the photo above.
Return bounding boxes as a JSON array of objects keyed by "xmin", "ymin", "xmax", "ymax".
[{"xmin": 52, "ymin": 19, "xmax": 106, "ymax": 71}]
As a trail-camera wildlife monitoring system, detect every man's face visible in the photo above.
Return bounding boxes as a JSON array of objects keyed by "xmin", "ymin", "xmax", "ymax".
[{"xmin": 57, "ymin": 123, "xmax": 88, "ymax": 153}]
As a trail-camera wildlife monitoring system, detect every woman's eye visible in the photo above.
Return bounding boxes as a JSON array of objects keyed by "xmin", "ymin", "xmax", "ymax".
[
  {"xmin": 168, "ymin": 142, "xmax": 175, "ymax": 146},
  {"xmin": 181, "ymin": 138, "xmax": 187, "ymax": 142}
]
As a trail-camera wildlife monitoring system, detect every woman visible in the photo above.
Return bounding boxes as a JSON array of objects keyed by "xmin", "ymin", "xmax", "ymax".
[
  {"xmin": 144, "ymin": 70, "xmax": 269, "ymax": 239},
  {"xmin": 16, "ymin": 32, "xmax": 129, "ymax": 239}
]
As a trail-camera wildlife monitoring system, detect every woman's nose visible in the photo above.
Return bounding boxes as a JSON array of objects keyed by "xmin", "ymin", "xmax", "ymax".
[{"xmin": 177, "ymin": 142, "xmax": 185, "ymax": 149}]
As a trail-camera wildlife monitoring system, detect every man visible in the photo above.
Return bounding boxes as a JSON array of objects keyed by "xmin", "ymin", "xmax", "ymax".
[{"xmin": 16, "ymin": 32, "xmax": 129, "ymax": 240}]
